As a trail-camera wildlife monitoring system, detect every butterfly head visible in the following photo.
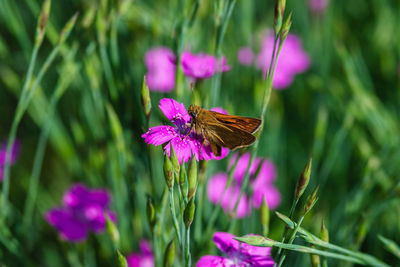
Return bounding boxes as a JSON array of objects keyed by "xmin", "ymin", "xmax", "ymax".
[{"xmin": 188, "ymin": 105, "xmax": 201, "ymax": 120}]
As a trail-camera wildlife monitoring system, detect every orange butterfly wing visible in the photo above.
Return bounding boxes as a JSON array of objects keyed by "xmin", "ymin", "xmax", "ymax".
[{"xmin": 210, "ymin": 111, "xmax": 261, "ymax": 133}]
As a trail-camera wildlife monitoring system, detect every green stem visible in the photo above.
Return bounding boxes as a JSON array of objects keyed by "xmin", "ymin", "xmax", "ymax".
[
  {"xmin": 205, "ymin": 155, "xmax": 239, "ymax": 237},
  {"xmin": 275, "ymin": 199, "xmax": 299, "ymax": 259},
  {"xmin": 228, "ymin": 24, "xmax": 284, "ymax": 234},
  {"xmin": 22, "ymin": 63, "xmax": 74, "ymax": 229},
  {"xmin": 156, "ymin": 188, "xmax": 169, "ymax": 266},
  {"xmin": 210, "ymin": 0, "xmax": 236, "ymax": 108},
  {"xmin": 169, "ymin": 188, "xmax": 182, "ymax": 246},
  {"xmin": 22, "ymin": 96, "xmax": 57, "ymax": 227},
  {"xmin": 1, "ymin": 43, "xmax": 40, "ymax": 220},
  {"xmin": 277, "ymin": 215, "xmax": 305, "ymax": 267},
  {"xmin": 185, "ymin": 226, "xmax": 191, "ymax": 267}
]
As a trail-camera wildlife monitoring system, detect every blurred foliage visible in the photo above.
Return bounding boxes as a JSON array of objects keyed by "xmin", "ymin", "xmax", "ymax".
[{"xmin": 0, "ymin": 0, "xmax": 400, "ymax": 266}]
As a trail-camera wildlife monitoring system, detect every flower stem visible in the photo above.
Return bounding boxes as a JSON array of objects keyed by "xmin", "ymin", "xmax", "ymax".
[
  {"xmin": 169, "ymin": 188, "xmax": 182, "ymax": 246},
  {"xmin": 274, "ymin": 198, "xmax": 299, "ymax": 259},
  {"xmin": 0, "ymin": 41, "xmax": 38, "ymax": 220},
  {"xmin": 185, "ymin": 226, "xmax": 191, "ymax": 267},
  {"xmin": 228, "ymin": 24, "xmax": 284, "ymax": 233},
  {"xmin": 277, "ymin": 215, "xmax": 305, "ymax": 267},
  {"xmin": 1, "ymin": 41, "xmax": 61, "ymax": 221},
  {"xmin": 205, "ymin": 156, "xmax": 239, "ymax": 238},
  {"xmin": 210, "ymin": 0, "xmax": 236, "ymax": 108}
]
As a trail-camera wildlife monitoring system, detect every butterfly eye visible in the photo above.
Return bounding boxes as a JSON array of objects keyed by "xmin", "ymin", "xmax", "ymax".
[{"xmin": 189, "ymin": 111, "xmax": 196, "ymax": 118}]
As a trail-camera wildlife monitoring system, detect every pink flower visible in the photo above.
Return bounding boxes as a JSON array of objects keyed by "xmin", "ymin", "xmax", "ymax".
[
  {"xmin": 197, "ymin": 232, "xmax": 275, "ymax": 267},
  {"xmin": 255, "ymin": 32, "xmax": 310, "ymax": 89},
  {"xmin": 142, "ymin": 98, "xmax": 228, "ymax": 164},
  {"xmin": 181, "ymin": 51, "xmax": 230, "ymax": 79},
  {"xmin": 0, "ymin": 140, "xmax": 20, "ymax": 182},
  {"xmin": 308, "ymin": 0, "xmax": 329, "ymax": 14},
  {"xmin": 238, "ymin": 47, "xmax": 255, "ymax": 66},
  {"xmin": 207, "ymin": 153, "xmax": 280, "ymax": 218},
  {"xmin": 45, "ymin": 184, "xmax": 116, "ymax": 242},
  {"xmin": 127, "ymin": 240, "xmax": 154, "ymax": 267},
  {"xmin": 145, "ymin": 47, "xmax": 176, "ymax": 92}
]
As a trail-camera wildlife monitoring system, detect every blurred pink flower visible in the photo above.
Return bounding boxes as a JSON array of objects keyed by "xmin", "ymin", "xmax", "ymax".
[
  {"xmin": 308, "ymin": 0, "xmax": 329, "ymax": 14},
  {"xmin": 127, "ymin": 240, "xmax": 154, "ymax": 267},
  {"xmin": 197, "ymin": 232, "xmax": 274, "ymax": 267},
  {"xmin": 255, "ymin": 32, "xmax": 310, "ymax": 89},
  {"xmin": 237, "ymin": 46, "xmax": 254, "ymax": 66},
  {"xmin": 181, "ymin": 51, "xmax": 230, "ymax": 79},
  {"xmin": 145, "ymin": 47, "xmax": 176, "ymax": 92},
  {"xmin": 45, "ymin": 183, "xmax": 116, "ymax": 242},
  {"xmin": 207, "ymin": 152, "xmax": 280, "ymax": 218},
  {"xmin": 0, "ymin": 140, "xmax": 20, "ymax": 182}
]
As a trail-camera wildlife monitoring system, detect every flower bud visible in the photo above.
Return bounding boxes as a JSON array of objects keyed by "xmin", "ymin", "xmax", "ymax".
[
  {"xmin": 106, "ymin": 215, "xmax": 120, "ymax": 247},
  {"xmin": 321, "ymin": 219, "xmax": 329, "ymax": 243},
  {"xmin": 295, "ymin": 158, "xmax": 312, "ymax": 201},
  {"xmin": 280, "ymin": 11, "xmax": 292, "ymax": 43},
  {"xmin": 187, "ymin": 158, "xmax": 197, "ymax": 200},
  {"xmin": 116, "ymin": 250, "xmax": 128, "ymax": 267},
  {"xmin": 199, "ymin": 159, "xmax": 208, "ymax": 183},
  {"xmin": 58, "ymin": 12, "xmax": 78, "ymax": 44},
  {"xmin": 146, "ymin": 196, "xmax": 155, "ymax": 230},
  {"xmin": 141, "ymin": 76, "xmax": 152, "ymax": 119},
  {"xmin": 260, "ymin": 196, "xmax": 270, "ymax": 236},
  {"xmin": 273, "ymin": 0, "xmax": 286, "ymax": 36},
  {"xmin": 275, "ymin": 211, "xmax": 295, "ymax": 230},
  {"xmin": 303, "ymin": 186, "xmax": 319, "ymax": 215},
  {"xmin": 184, "ymin": 198, "xmax": 195, "ymax": 228},
  {"xmin": 35, "ymin": 0, "xmax": 51, "ymax": 47},
  {"xmin": 163, "ymin": 239, "xmax": 175, "ymax": 267},
  {"xmin": 163, "ymin": 153, "xmax": 174, "ymax": 188},
  {"xmin": 310, "ymin": 245, "xmax": 320, "ymax": 267},
  {"xmin": 170, "ymin": 144, "xmax": 180, "ymax": 176},
  {"xmin": 179, "ymin": 165, "xmax": 187, "ymax": 198}
]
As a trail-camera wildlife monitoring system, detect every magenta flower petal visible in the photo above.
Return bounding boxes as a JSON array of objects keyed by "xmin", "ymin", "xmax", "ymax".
[
  {"xmin": 45, "ymin": 208, "xmax": 88, "ymax": 242},
  {"xmin": 139, "ymin": 240, "xmax": 153, "ymax": 255},
  {"xmin": 63, "ymin": 183, "xmax": 90, "ymax": 209},
  {"xmin": 142, "ymin": 126, "xmax": 177, "ymax": 146},
  {"xmin": 159, "ymin": 98, "xmax": 191, "ymax": 125},
  {"xmin": 228, "ymin": 153, "xmax": 239, "ymax": 170},
  {"xmin": 88, "ymin": 189, "xmax": 111, "ymax": 208},
  {"xmin": 252, "ymin": 185, "xmax": 281, "ymax": 210},
  {"xmin": 197, "ymin": 232, "xmax": 275, "ymax": 266},
  {"xmin": 145, "ymin": 47, "xmax": 176, "ymax": 92},
  {"xmin": 308, "ymin": 0, "xmax": 329, "ymax": 14},
  {"xmin": 241, "ymin": 242, "xmax": 272, "ymax": 258},
  {"xmin": 196, "ymin": 255, "xmax": 232, "ymax": 267},
  {"xmin": 164, "ymin": 137, "xmax": 193, "ymax": 164},
  {"xmin": 84, "ymin": 204, "xmax": 107, "ymax": 233},
  {"xmin": 127, "ymin": 240, "xmax": 154, "ymax": 267},
  {"xmin": 207, "ymin": 173, "xmax": 228, "ymax": 204},
  {"xmin": 233, "ymin": 152, "xmax": 251, "ymax": 183},
  {"xmin": 213, "ymin": 232, "xmax": 240, "ymax": 254},
  {"xmin": 217, "ymin": 56, "xmax": 231, "ymax": 72},
  {"xmin": 250, "ymin": 157, "xmax": 262, "ymax": 177},
  {"xmin": 238, "ymin": 46, "xmax": 255, "ymax": 66},
  {"xmin": 222, "ymin": 186, "xmax": 250, "ymax": 218},
  {"xmin": 257, "ymin": 160, "xmax": 276, "ymax": 183},
  {"xmin": 127, "ymin": 254, "xmax": 154, "ymax": 267},
  {"xmin": 47, "ymin": 184, "xmax": 116, "ymax": 242},
  {"xmin": 181, "ymin": 51, "xmax": 217, "ymax": 79}
]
